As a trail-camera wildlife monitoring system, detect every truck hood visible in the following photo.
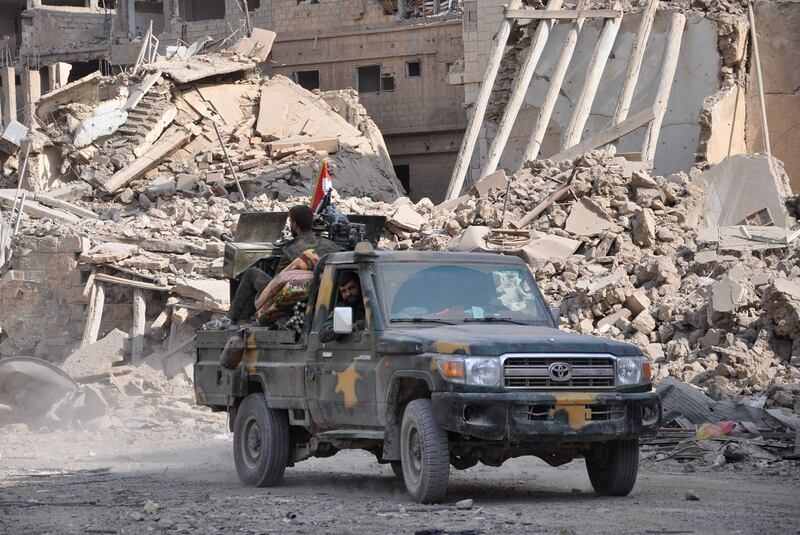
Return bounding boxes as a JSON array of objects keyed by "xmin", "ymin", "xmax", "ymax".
[{"xmin": 380, "ymin": 324, "xmax": 642, "ymax": 357}]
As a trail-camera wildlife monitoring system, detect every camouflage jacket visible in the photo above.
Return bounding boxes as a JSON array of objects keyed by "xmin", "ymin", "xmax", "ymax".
[{"xmin": 276, "ymin": 233, "xmax": 341, "ymax": 274}]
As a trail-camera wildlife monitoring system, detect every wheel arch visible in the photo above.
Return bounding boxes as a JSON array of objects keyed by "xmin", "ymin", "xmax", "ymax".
[{"xmin": 382, "ymin": 371, "xmax": 433, "ymax": 461}]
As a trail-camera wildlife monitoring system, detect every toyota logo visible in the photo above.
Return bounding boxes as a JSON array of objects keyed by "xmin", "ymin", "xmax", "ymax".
[{"xmin": 548, "ymin": 362, "xmax": 572, "ymax": 382}]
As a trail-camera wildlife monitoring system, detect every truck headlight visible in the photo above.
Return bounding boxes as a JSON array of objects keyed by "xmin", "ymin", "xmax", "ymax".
[
  {"xmin": 435, "ymin": 356, "xmax": 502, "ymax": 387},
  {"xmin": 617, "ymin": 356, "xmax": 649, "ymax": 385}
]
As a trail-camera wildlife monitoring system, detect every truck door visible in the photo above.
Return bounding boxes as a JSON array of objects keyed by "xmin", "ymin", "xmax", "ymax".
[{"xmin": 308, "ymin": 264, "xmax": 379, "ymax": 428}]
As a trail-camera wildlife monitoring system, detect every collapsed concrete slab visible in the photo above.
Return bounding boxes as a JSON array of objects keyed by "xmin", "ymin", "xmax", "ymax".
[{"xmin": 697, "ymin": 154, "xmax": 794, "ymax": 228}]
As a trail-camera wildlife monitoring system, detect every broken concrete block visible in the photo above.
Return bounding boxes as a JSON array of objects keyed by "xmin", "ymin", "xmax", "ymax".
[
  {"xmin": 631, "ymin": 310, "xmax": 656, "ymax": 335},
  {"xmin": 471, "ymin": 169, "xmax": 508, "ymax": 197},
  {"xmin": 230, "ymin": 28, "xmax": 277, "ymax": 62},
  {"xmin": 630, "ymin": 169, "xmax": 660, "ymax": 189},
  {"xmin": 710, "ymin": 275, "xmax": 746, "ymax": 313},
  {"xmin": 80, "ymin": 242, "xmax": 139, "ymax": 264},
  {"xmin": 564, "ymin": 197, "xmax": 614, "ymax": 237},
  {"xmin": 176, "ymin": 174, "xmax": 197, "ymax": 192},
  {"xmin": 697, "ymin": 154, "xmax": 794, "ymax": 228},
  {"xmin": 585, "ymin": 269, "xmax": 627, "ymax": 295},
  {"xmin": 576, "ymin": 318, "xmax": 594, "ymax": 333},
  {"xmin": 597, "ymin": 309, "xmax": 632, "ymax": 332},
  {"xmin": 61, "ymin": 329, "xmax": 128, "ymax": 379},
  {"xmin": 625, "ymin": 290, "xmax": 652, "ymax": 315},
  {"xmin": 389, "ymin": 204, "xmax": 426, "ymax": 233},
  {"xmin": 0, "ymin": 121, "xmax": 29, "ymax": 154},
  {"xmin": 518, "ymin": 234, "xmax": 581, "ymax": 262},
  {"xmin": 268, "ymin": 136, "xmax": 339, "ymax": 156},
  {"xmin": 632, "ymin": 208, "xmax": 656, "ymax": 246},
  {"xmin": 644, "ymin": 343, "xmax": 665, "ymax": 360}
]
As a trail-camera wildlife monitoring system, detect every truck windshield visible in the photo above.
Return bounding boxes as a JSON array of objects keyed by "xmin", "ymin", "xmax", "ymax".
[{"xmin": 380, "ymin": 262, "xmax": 552, "ymax": 326}]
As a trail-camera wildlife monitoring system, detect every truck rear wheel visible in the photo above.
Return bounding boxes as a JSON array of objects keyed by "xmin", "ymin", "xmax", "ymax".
[
  {"xmin": 585, "ymin": 439, "xmax": 639, "ymax": 496},
  {"xmin": 233, "ymin": 393, "xmax": 289, "ymax": 487},
  {"xmin": 400, "ymin": 399, "xmax": 449, "ymax": 503}
]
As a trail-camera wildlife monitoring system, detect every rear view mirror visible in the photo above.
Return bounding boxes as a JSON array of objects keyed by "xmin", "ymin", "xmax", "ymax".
[
  {"xmin": 550, "ymin": 306, "xmax": 561, "ymax": 325},
  {"xmin": 333, "ymin": 307, "xmax": 353, "ymax": 334}
]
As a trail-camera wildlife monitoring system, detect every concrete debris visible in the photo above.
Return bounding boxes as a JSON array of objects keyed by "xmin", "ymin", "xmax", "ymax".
[
  {"xmin": 80, "ymin": 242, "xmax": 139, "ymax": 264},
  {"xmin": 564, "ymin": 197, "xmax": 614, "ymax": 237},
  {"xmin": 61, "ymin": 328, "xmax": 128, "ymax": 379},
  {"xmin": 698, "ymin": 154, "xmax": 794, "ymax": 228}
]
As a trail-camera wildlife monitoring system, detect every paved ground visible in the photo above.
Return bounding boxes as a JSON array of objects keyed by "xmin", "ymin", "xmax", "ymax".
[{"xmin": 2, "ymin": 425, "xmax": 799, "ymax": 535}]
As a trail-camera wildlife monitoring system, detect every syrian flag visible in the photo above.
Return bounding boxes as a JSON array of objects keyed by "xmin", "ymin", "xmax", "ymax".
[{"xmin": 310, "ymin": 160, "xmax": 333, "ymax": 214}]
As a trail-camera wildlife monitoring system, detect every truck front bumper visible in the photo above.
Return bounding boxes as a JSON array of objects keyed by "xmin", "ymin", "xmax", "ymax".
[{"xmin": 431, "ymin": 391, "xmax": 661, "ymax": 443}]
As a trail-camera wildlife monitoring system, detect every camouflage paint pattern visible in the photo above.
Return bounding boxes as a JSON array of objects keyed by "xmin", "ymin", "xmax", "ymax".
[{"xmin": 195, "ymin": 250, "xmax": 658, "ymax": 445}]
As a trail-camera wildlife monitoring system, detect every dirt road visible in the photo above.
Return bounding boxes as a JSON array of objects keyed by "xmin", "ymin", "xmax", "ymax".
[{"xmin": 2, "ymin": 424, "xmax": 799, "ymax": 535}]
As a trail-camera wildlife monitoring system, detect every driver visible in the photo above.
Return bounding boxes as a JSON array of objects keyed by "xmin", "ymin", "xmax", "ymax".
[{"xmin": 319, "ymin": 272, "xmax": 365, "ymax": 343}]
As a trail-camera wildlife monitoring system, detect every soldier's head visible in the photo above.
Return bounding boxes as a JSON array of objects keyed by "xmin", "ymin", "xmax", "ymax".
[
  {"xmin": 288, "ymin": 205, "xmax": 314, "ymax": 237},
  {"xmin": 338, "ymin": 271, "xmax": 362, "ymax": 306}
]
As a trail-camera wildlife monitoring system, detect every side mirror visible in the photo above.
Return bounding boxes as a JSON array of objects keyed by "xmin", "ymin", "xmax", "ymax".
[
  {"xmin": 549, "ymin": 306, "xmax": 561, "ymax": 325},
  {"xmin": 333, "ymin": 307, "xmax": 353, "ymax": 334}
]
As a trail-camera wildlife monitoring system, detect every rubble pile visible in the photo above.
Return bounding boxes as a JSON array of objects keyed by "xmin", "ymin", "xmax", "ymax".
[{"xmin": 371, "ymin": 151, "xmax": 800, "ymax": 414}]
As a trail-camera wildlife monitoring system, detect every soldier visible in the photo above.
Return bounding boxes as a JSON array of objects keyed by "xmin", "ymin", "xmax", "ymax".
[
  {"xmin": 229, "ymin": 205, "xmax": 340, "ymax": 322},
  {"xmin": 319, "ymin": 271, "xmax": 365, "ymax": 343}
]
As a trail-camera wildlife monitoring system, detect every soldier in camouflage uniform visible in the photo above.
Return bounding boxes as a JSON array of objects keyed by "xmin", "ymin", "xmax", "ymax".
[{"xmin": 229, "ymin": 205, "xmax": 340, "ymax": 321}]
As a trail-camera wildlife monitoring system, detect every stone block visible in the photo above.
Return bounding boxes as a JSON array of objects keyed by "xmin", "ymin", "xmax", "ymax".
[{"xmin": 625, "ymin": 290, "xmax": 652, "ymax": 315}]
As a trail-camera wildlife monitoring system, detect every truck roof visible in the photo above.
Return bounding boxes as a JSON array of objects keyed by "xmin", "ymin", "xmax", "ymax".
[{"xmin": 324, "ymin": 249, "xmax": 529, "ymax": 266}]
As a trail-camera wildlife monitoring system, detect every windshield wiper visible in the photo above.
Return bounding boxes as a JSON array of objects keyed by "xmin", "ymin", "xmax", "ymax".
[
  {"xmin": 390, "ymin": 317, "xmax": 458, "ymax": 325},
  {"xmin": 463, "ymin": 317, "xmax": 528, "ymax": 325}
]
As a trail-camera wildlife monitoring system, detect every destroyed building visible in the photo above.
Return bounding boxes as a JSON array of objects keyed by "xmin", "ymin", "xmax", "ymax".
[
  {"xmin": 108, "ymin": 0, "xmax": 467, "ymax": 201},
  {"xmin": 0, "ymin": 0, "xmax": 799, "ymax": 448},
  {"xmin": 456, "ymin": 0, "xmax": 800, "ymax": 193}
]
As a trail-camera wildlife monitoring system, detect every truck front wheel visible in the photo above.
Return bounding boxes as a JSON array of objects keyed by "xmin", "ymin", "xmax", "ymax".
[
  {"xmin": 233, "ymin": 394, "xmax": 289, "ymax": 487},
  {"xmin": 400, "ymin": 399, "xmax": 449, "ymax": 503},
  {"xmin": 585, "ymin": 438, "xmax": 639, "ymax": 496}
]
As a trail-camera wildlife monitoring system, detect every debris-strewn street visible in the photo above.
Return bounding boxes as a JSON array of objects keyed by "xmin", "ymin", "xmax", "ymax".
[
  {"xmin": 2, "ymin": 425, "xmax": 799, "ymax": 535},
  {"xmin": 2, "ymin": 0, "xmax": 800, "ymax": 533}
]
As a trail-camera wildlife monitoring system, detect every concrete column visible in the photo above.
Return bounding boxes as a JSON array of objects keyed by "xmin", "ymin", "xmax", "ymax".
[
  {"xmin": 20, "ymin": 69, "xmax": 41, "ymax": 128},
  {"xmin": 47, "ymin": 65, "xmax": 57, "ymax": 91},
  {"xmin": 1, "ymin": 67, "xmax": 16, "ymax": 127},
  {"xmin": 54, "ymin": 63, "xmax": 71, "ymax": 89},
  {"xmin": 127, "ymin": 0, "xmax": 137, "ymax": 37}
]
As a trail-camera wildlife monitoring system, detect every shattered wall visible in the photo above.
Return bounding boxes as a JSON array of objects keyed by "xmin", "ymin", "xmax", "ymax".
[
  {"xmin": 19, "ymin": 4, "xmax": 114, "ymax": 64},
  {"xmin": 109, "ymin": 0, "xmax": 467, "ymax": 203},
  {"xmin": 745, "ymin": 0, "xmax": 800, "ymax": 191},
  {"xmin": 0, "ymin": 235, "xmax": 88, "ymax": 360},
  {"xmin": 460, "ymin": 0, "xmax": 748, "ymax": 186}
]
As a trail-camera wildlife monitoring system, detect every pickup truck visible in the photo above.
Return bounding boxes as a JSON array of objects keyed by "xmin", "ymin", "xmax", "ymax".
[{"xmin": 194, "ymin": 245, "xmax": 661, "ymax": 503}]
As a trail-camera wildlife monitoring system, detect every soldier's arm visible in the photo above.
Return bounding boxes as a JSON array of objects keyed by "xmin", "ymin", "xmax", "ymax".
[
  {"xmin": 319, "ymin": 311, "xmax": 338, "ymax": 343},
  {"xmin": 275, "ymin": 249, "xmax": 293, "ymax": 275}
]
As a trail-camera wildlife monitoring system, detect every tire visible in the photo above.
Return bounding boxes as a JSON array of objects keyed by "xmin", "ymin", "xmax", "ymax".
[
  {"xmin": 390, "ymin": 461, "xmax": 404, "ymax": 480},
  {"xmin": 400, "ymin": 399, "xmax": 450, "ymax": 503},
  {"xmin": 585, "ymin": 439, "xmax": 639, "ymax": 496},
  {"xmin": 233, "ymin": 393, "xmax": 290, "ymax": 487}
]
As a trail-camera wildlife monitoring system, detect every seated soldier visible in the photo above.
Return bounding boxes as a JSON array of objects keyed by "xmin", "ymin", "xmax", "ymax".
[
  {"xmin": 319, "ymin": 272, "xmax": 365, "ymax": 343},
  {"xmin": 229, "ymin": 205, "xmax": 340, "ymax": 322}
]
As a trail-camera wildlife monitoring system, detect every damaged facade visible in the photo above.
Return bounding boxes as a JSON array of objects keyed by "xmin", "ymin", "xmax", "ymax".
[
  {"xmin": 0, "ymin": 0, "xmax": 799, "ymax": 447},
  {"xmin": 456, "ymin": 0, "xmax": 799, "ymax": 194},
  {"xmin": 108, "ymin": 0, "xmax": 466, "ymax": 202}
]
